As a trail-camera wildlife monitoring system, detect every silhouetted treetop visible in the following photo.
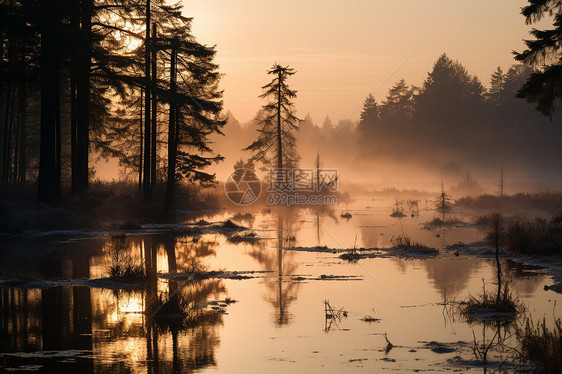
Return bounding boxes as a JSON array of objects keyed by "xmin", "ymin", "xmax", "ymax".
[
  {"xmin": 359, "ymin": 94, "xmax": 379, "ymax": 128},
  {"xmin": 514, "ymin": 0, "xmax": 562, "ymax": 116},
  {"xmin": 245, "ymin": 64, "xmax": 301, "ymax": 170},
  {"xmin": 416, "ymin": 53, "xmax": 484, "ymax": 121},
  {"xmin": 381, "ymin": 79, "xmax": 416, "ymax": 122}
]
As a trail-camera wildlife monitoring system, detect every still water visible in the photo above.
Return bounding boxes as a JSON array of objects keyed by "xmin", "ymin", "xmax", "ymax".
[{"xmin": 1, "ymin": 198, "xmax": 560, "ymax": 372}]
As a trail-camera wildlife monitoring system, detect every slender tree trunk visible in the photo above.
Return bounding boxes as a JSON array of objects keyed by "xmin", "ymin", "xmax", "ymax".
[
  {"xmin": 0, "ymin": 28, "xmax": 4, "ymax": 180},
  {"xmin": 164, "ymin": 46, "xmax": 177, "ymax": 211},
  {"xmin": 12, "ymin": 114, "xmax": 19, "ymax": 182},
  {"xmin": 73, "ymin": 0, "xmax": 92, "ymax": 194},
  {"xmin": 150, "ymin": 24, "xmax": 157, "ymax": 192},
  {"xmin": 12, "ymin": 86, "xmax": 20, "ymax": 183},
  {"xmin": 276, "ymin": 70, "xmax": 283, "ymax": 173},
  {"xmin": 18, "ymin": 82, "xmax": 26, "ymax": 183},
  {"xmin": 37, "ymin": 0, "xmax": 61, "ymax": 204},
  {"xmin": 55, "ymin": 72, "xmax": 61, "ymax": 197},
  {"xmin": 7, "ymin": 83, "xmax": 17, "ymax": 183},
  {"xmin": 139, "ymin": 88, "xmax": 143, "ymax": 190},
  {"xmin": 143, "ymin": 0, "xmax": 151, "ymax": 200},
  {"xmin": 2, "ymin": 83, "xmax": 14, "ymax": 183},
  {"xmin": 315, "ymin": 152, "xmax": 321, "ymax": 191},
  {"xmin": 70, "ymin": 4, "xmax": 78, "ymax": 192},
  {"xmin": 277, "ymin": 214, "xmax": 284, "ymax": 324},
  {"xmin": 494, "ymin": 213, "xmax": 502, "ymax": 303}
]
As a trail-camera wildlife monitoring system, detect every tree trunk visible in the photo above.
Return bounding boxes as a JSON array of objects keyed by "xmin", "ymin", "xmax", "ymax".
[
  {"xmin": 150, "ymin": 24, "xmax": 157, "ymax": 193},
  {"xmin": 164, "ymin": 46, "xmax": 177, "ymax": 211},
  {"xmin": 55, "ymin": 70, "xmax": 61, "ymax": 197},
  {"xmin": 12, "ymin": 86, "xmax": 21, "ymax": 183},
  {"xmin": 37, "ymin": 0, "xmax": 61, "ymax": 204},
  {"xmin": 70, "ymin": 4, "xmax": 78, "ymax": 192},
  {"xmin": 2, "ymin": 83, "xmax": 14, "ymax": 183},
  {"xmin": 276, "ymin": 70, "xmax": 283, "ymax": 174},
  {"xmin": 0, "ymin": 28, "xmax": 4, "ymax": 180},
  {"xmin": 18, "ymin": 82, "xmax": 26, "ymax": 183},
  {"xmin": 73, "ymin": 0, "xmax": 92, "ymax": 194},
  {"xmin": 138, "ymin": 88, "xmax": 143, "ymax": 190},
  {"xmin": 143, "ymin": 0, "xmax": 151, "ymax": 200},
  {"xmin": 494, "ymin": 213, "xmax": 502, "ymax": 303}
]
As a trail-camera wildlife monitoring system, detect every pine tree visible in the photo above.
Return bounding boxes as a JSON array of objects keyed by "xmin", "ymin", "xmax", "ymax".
[
  {"xmin": 487, "ymin": 66, "xmax": 505, "ymax": 104},
  {"xmin": 162, "ymin": 13, "xmax": 224, "ymax": 206},
  {"xmin": 359, "ymin": 94, "xmax": 379, "ymax": 129},
  {"xmin": 514, "ymin": 0, "xmax": 562, "ymax": 117},
  {"xmin": 381, "ymin": 79, "xmax": 415, "ymax": 122},
  {"xmin": 416, "ymin": 54, "xmax": 485, "ymax": 122},
  {"xmin": 435, "ymin": 180, "xmax": 452, "ymax": 221},
  {"xmin": 245, "ymin": 64, "xmax": 301, "ymax": 171}
]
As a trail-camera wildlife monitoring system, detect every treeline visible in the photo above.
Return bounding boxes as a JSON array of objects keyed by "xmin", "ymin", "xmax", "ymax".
[
  {"xmin": 214, "ymin": 54, "xmax": 562, "ymax": 189},
  {"xmin": 356, "ymin": 54, "xmax": 562, "ymax": 180},
  {"xmin": 0, "ymin": 0, "xmax": 223, "ymax": 208}
]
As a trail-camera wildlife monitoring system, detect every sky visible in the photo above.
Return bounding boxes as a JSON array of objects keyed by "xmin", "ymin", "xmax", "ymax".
[{"xmin": 183, "ymin": 0, "xmax": 540, "ymax": 124}]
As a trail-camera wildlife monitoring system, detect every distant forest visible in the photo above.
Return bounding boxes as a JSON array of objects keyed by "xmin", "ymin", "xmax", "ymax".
[{"xmin": 215, "ymin": 54, "xmax": 562, "ymax": 192}]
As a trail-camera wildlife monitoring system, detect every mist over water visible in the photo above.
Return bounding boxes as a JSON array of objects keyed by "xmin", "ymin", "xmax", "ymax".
[{"xmin": 212, "ymin": 57, "xmax": 562, "ymax": 195}]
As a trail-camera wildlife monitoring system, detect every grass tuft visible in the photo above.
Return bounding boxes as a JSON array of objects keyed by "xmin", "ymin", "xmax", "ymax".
[
  {"xmin": 457, "ymin": 282, "xmax": 522, "ymax": 323},
  {"xmin": 390, "ymin": 233, "xmax": 439, "ymax": 255},
  {"xmin": 390, "ymin": 207, "xmax": 406, "ymax": 218},
  {"xmin": 105, "ymin": 234, "xmax": 147, "ymax": 283},
  {"xmin": 227, "ymin": 231, "xmax": 259, "ymax": 244},
  {"xmin": 517, "ymin": 317, "xmax": 562, "ymax": 374}
]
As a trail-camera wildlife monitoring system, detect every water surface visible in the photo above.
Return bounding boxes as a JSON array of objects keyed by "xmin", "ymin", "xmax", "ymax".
[{"xmin": 1, "ymin": 199, "xmax": 560, "ymax": 372}]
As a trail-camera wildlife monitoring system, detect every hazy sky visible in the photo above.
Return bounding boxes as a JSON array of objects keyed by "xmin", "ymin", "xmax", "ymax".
[{"xmin": 185, "ymin": 0, "xmax": 538, "ymax": 123}]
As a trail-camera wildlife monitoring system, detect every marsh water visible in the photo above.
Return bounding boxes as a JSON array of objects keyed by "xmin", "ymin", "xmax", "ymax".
[{"xmin": 1, "ymin": 198, "xmax": 561, "ymax": 373}]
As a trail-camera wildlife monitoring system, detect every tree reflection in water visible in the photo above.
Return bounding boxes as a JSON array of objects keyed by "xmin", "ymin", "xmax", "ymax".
[
  {"xmin": 142, "ymin": 235, "xmax": 227, "ymax": 373},
  {"xmin": 246, "ymin": 209, "xmax": 300, "ymax": 326},
  {"xmin": 0, "ymin": 234, "xmax": 230, "ymax": 373}
]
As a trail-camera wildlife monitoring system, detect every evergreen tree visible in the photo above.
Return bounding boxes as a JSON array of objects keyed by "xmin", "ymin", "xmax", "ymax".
[
  {"xmin": 415, "ymin": 53, "xmax": 485, "ymax": 147},
  {"xmin": 380, "ymin": 79, "xmax": 415, "ymax": 122},
  {"xmin": 245, "ymin": 64, "xmax": 301, "ymax": 171},
  {"xmin": 416, "ymin": 54, "xmax": 484, "ymax": 121},
  {"xmin": 514, "ymin": 0, "xmax": 562, "ymax": 117},
  {"xmin": 359, "ymin": 94, "xmax": 379, "ymax": 129},
  {"xmin": 487, "ymin": 66, "xmax": 505, "ymax": 104},
  {"xmin": 165, "ymin": 16, "xmax": 224, "ymax": 187}
]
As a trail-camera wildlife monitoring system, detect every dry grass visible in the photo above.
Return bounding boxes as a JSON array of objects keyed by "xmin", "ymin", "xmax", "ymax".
[
  {"xmin": 227, "ymin": 231, "xmax": 259, "ymax": 244},
  {"xmin": 390, "ymin": 233, "xmax": 439, "ymax": 255},
  {"xmin": 0, "ymin": 181, "xmax": 223, "ymax": 233},
  {"xmin": 105, "ymin": 234, "xmax": 147, "ymax": 283},
  {"xmin": 517, "ymin": 317, "xmax": 562, "ymax": 374},
  {"xmin": 457, "ymin": 283, "xmax": 522, "ymax": 323},
  {"xmin": 503, "ymin": 216, "xmax": 562, "ymax": 255},
  {"xmin": 473, "ymin": 213, "xmax": 499, "ymax": 226},
  {"xmin": 455, "ymin": 192, "xmax": 562, "ymax": 213},
  {"xmin": 390, "ymin": 206, "xmax": 406, "ymax": 217},
  {"xmin": 423, "ymin": 216, "xmax": 464, "ymax": 230}
]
